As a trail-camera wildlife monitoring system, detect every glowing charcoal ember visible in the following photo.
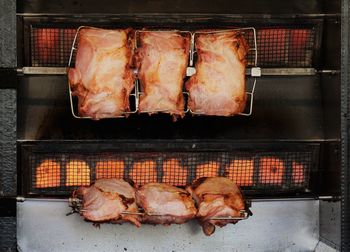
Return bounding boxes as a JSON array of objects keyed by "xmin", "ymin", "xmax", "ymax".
[
  {"xmin": 65, "ymin": 160, "xmax": 90, "ymax": 186},
  {"xmin": 259, "ymin": 157, "xmax": 285, "ymax": 185},
  {"xmin": 33, "ymin": 28, "xmax": 60, "ymax": 65},
  {"xmin": 195, "ymin": 161, "xmax": 220, "ymax": 179},
  {"xmin": 96, "ymin": 160, "xmax": 125, "ymax": 179},
  {"xmin": 292, "ymin": 161, "xmax": 305, "ymax": 184},
  {"xmin": 226, "ymin": 159, "xmax": 254, "ymax": 186},
  {"xmin": 257, "ymin": 28, "xmax": 288, "ymax": 65},
  {"xmin": 35, "ymin": 159, "xmax": 61, "ymax": 188},
  {"xmin": 129, "ymin": 160, "xmax": 157, "ymax": 185},
  {"xmin": 162, "ymin": 158, "xmax": 188, "ymax": 186},
  {"xmin": 290, "ymin": 29, "xmax": 312, "ymax": 66}
]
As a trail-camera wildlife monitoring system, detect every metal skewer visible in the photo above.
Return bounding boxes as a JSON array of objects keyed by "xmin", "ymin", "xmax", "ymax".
[{"xmin": 69, "ymin": 198, "xmax": 250, "ymax": 220}]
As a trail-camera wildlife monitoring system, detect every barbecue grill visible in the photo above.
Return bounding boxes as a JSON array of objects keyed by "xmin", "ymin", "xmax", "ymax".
[{"xmin": 0, "ymin": 0, "xmax": 347, "ymax": 251}]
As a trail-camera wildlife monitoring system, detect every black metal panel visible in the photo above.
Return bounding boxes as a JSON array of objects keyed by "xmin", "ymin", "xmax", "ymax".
[
  {"xmin": 0, "ymin": 89, "xmax": 17, "ymax": 196},
  {"xmin": 320, "ymin": 74, "xmax": 341, "ymax": 140},
  {"xmin": 17, "ymin": 75, "xmax": 324, "ymax": 141},
  {"xmin": 341, "ymin": 0, "xmax": 350, "ymax": 250},
  {"xmin": 320, "ymin": 18, "xmax": 341, "ymax": 69},
  {"xmin": 318, "ymin": 141, "xmax": 341, "ymax": 196},
  {"xmin": 0, "ymin": 217, "xmax": 16, "ymax": 252},
  {"xmin": 0, "ymin": 0, "xmax": 16, "ymax": 68},
  {"xmin": 0, "ymin": 69, "xmax": 17, "ymax": 89},
  {"xmin": 17, "ymin": 0, "xmax": 325, "ymax": 15}
]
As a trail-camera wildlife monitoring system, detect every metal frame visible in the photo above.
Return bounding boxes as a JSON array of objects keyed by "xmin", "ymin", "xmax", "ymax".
[
  {"xmin": 341, "ymin": 0, "xmax": 350, "ymax": 250},
  {"xmin": 67, "ymin": 26, "xmax": 139, "ymax": 119},
  {"xmin": 67, "ymin": 27, "xmax": 259, "ymax": 118}
]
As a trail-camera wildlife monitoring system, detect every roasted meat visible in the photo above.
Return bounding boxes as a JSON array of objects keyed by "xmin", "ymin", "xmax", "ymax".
[
  {"xmin": 136, "ymin": 31, "xmax": 190, "ymax": 117},
  {"xmin": 136, "ymin": 183, "xmax": 197, "ymax": 225},
  {"xmin": 187, "ymin": 177, "xmax": 246, "ymax": 236},
  {"xmin": 74, "ymin": 178, "xmax": 141, "ymax": 227},
  {"xmin": 68, "ymin": 27, "xmax": 134, "ymax": 119},
  {"xmin": 186, "ymin": 31, "xmax": 249, "ymax": 116}
]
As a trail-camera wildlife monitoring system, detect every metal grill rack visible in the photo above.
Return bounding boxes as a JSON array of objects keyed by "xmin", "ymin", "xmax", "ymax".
[
  {"xmin": 67, "ymin": 26, "xmax": 139, "ymax": 119},
  {"xmin": 187, "ymin": 28, "xmax": 258, "ymax": 116},
  {"xmin": 67, "ymin": 27, "xmax": 259, "ymax": 118},
  {"xmin": 27, "ymin": 150, "xmax": 314, "ymax": 196}
]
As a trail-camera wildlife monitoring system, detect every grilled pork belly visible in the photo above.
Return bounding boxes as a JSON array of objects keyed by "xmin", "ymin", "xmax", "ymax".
[
  {"xmin": 74, "ymin": 178, "xmax": 141, "ymax": 227},
  {"xmin": 186, "ymin": 31, "xmax": 248, "ymax": 116},
  {"xmin": 136, "ymin": 31, "xmax": 190, "ymax": 117},
  {"xmin": 187, "ymin": 177, "xmax": 245, "ymax": 236},
  {"xmin": 136, "ymin": 183, "xmax": 197, "ymax": 225},
  {"xmin": 68, "ymin": 27, "xmax": 134, "ymax": 119}
]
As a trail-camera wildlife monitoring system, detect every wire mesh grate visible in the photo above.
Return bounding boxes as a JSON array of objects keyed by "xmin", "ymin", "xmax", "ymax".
[
  {"xmin": 28, "ymin": 150, "xmax": 314, "ymax": 195},
  {"xmin": 30, "ymin": 27, "xmax": 76, "ymax": 67},
  {"xmin": 29, "ymin": 26, "xmax": 315, "ymax": 68},
  {"xmin": 256, "ymin": 28, "xmax": 315, "ymax": 67}
]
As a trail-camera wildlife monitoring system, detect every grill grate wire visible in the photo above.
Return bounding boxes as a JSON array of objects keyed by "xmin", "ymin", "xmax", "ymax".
[
  {"xmin": 30, "ymin": 26, "xmax": 315, "ymax": 68},
  {"xmin": 29, "ymin": 151, "xmax": 313, "ymax": 195}
]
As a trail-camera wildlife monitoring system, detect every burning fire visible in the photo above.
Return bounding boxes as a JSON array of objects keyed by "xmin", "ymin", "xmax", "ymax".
[
  {"xmin": 33, "ymin": 28, "xmax": 60, "ymax": 64},
  {"xmin": 96, "ymin": 160, "xmax": 125, "ymax": 179},
  {"xmin": 196, "ymin": 161, "xmax": 220, "ymax": 179},
  {"xmin": 227, "ymin": 159, "xmax": 254, "ymax": 186},
  {"xmin": 65, "ymin": 160, "xmax": 90, "ymax": 186},
  {"xmin": 35, "ymin": 159, "xmax": 61, "ymax": 188},
  {"xmin": 259, "ymin": 157, "xmax": 285, "ymax": 185},
  {"xmin": 34, "ymin": 155, "xmax": 306, "ymax": 189},
  {"xmin": 162, "ymin": 158, "xmax": 188, "ymax": 186},
  {"xmin": 292, "ymin": 161, "xmax": 305, "ymax": 184},
  {"xmin": 129, "ymin": 160, "xmax": 157, "ymax": 185}
]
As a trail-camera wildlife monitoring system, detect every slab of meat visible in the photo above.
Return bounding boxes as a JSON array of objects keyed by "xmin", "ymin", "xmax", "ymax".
[
  {"xmin": 136, "ymin": 32, "xmax": 190, "ymax": 117},
  {"xmin": 74, "ymin": 178, "xmax": 141, "ymax": 227},
  {"xmin": 136, "ymin": 183, "xmax": 196, "ymax": 225},
  {"xmin": 187, "ymin": 177, "xmax": 246, "ymax": 236},
  {"xmin": 186, "ymin": 31, "xmax": 249, "ymax": 116},
  {"xmin": 68, "ymin": 27, "xmax": 134, "ymax": 119}
]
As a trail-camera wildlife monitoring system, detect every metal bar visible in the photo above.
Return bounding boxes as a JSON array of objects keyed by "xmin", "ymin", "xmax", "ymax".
[
  {"xmin": 341, "ymin": 0, "xmax": 350, "ymax": 250},
  {"xmin": 19, "ymin": 196, "xmax": 340, "ymax": 203},
  {"xmin": 18, "ymin": 67, "xmax": 67, "ymax": 75},
  {"xmin": 257, "ymin": 68, "xmax": 317, "ymax": 76},
  {"xmin": 18, "ymin": 67, "xmax": 340, "ymax": 76},
  {"xmin": 16, "ymin": 13, "xmax": 341, "ymax": 18}
]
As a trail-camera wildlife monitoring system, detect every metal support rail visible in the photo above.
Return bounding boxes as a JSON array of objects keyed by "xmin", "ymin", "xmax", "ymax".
[{"xmin": 17, "ymin": 67, "xmax": 339, "ymax": 76}]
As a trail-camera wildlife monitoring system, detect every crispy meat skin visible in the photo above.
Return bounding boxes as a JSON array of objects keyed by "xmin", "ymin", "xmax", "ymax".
[
  {"xmin": 136, "ymin": 32, "xmax": 190, "ymax": 116},
  {"xmin": 186, "ymin": 31, "xmax": 248, "ymax": 116},
  {"xmin": 187, "ymin": 177, "xmax": 245, "ymax": 236},
  {"xmin": 68, "ymin": 28, "xmax": 134, "ymax": 119},
  {"xmin": 75, "ymin": 178, "xmax": 141, "ymax": 226},
  {"xmin": 136, "ymin": 183, "xmax": 197, "ymax": 225}
]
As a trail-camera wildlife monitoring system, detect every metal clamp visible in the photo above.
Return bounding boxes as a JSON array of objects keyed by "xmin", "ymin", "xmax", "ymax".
[
  {"xmin": 68, "ymin": 27, "xmax": 259, "ymax": 118},
  {"xmin": 67, "ymin": 26, "xmax": 139, "ymax": 119}
]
